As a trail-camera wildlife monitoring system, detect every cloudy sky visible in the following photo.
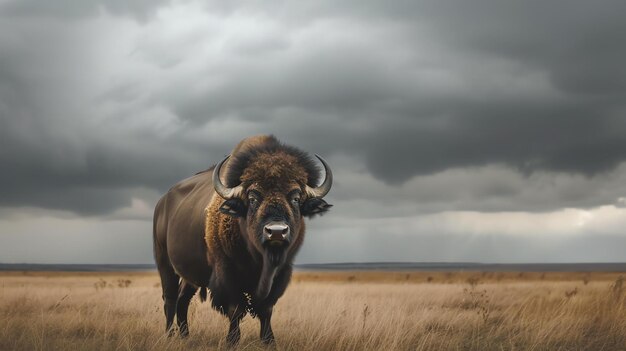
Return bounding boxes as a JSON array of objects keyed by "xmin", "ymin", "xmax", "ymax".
[{"xmin": 2, "ymin": 0, "xmax": 626, "ymax": 264}]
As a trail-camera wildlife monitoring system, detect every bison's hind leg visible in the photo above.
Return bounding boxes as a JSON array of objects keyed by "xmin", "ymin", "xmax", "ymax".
[
  {"xmin": 176, "ymin": 281, "xmax": 198, "ymax": 337},
  {"xmin": 156, "ymin": 262, "xmax": 179, "ymax": 336}
]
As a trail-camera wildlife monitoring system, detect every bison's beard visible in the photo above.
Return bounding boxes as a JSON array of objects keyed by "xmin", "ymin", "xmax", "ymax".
[
  {"xmin": 265, "ymin": 244, "xmax": 287, "ymax": 267},
  {"xmin": 256, "ymin": 245, "xmax": 287, "ymax": 300}
]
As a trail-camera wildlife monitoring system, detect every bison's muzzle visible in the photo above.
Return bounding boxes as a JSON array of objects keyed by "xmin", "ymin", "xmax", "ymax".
[{"xmin": 263, "ymin": 222, "xmax": 290, "ymax": 244}]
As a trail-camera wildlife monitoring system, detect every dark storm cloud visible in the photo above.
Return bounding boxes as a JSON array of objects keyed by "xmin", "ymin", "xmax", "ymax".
[
  {"xmin": 163, "ymin": 0, "xmax": 626, "ymax": 181},
  {"xmin": 422, "ymin": 1, "xmax": 626, "ymax": 95},
  {"xmin": 1, "ymin": 0, "xmax": 626, "ymax": 216},
  {"xmin": 363, "ymin": 114, "xmax": 626, "ymax": 183},
  {"xmin": 0, "ymin": 0, "xmax": 170, "ymax": 21}
]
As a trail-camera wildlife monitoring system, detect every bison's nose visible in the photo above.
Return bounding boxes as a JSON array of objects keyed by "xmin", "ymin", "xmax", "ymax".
[{"xmin": 264, "ymin": 222, "xmax": 290, "ymax": 241}]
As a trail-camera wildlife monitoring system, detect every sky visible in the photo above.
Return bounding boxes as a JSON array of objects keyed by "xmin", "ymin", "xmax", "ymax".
[{"xmin": 1, "ymin": 0, "xmax": 626, "ymax": 264}]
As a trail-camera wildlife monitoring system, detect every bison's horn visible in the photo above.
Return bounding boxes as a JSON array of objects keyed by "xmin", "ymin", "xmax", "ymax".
[
  {"xmin": 212, "ymin": 155, "xmax": 244, "ymax": 199},
  {"xmin": 305, "ymin": 154, "xmax": 333, "ymax": 198}
]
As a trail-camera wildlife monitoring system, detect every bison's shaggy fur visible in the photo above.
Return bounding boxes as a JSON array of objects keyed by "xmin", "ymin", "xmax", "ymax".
[
  {"xmin": 224, "ymin": 136, "xmax": 322, "ymax": 189},
  {"xmin": 153, "ymin": 135, "xmax": 332, "ymax": 346}
]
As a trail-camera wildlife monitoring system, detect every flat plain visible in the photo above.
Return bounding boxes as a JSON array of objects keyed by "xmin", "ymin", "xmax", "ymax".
[{"xmin": 0, "ymin": 270, "xmax": 624, "ymax": 350}]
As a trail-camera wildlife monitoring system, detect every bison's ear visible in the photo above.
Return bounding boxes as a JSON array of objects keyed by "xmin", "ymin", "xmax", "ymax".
[
  {"xmin": 301, "ymin": 198, "xmax": 332, "ymax": 218},
  {"xmin": 219, "ymin": 199, "xmax": 247, "ymax": 217}
]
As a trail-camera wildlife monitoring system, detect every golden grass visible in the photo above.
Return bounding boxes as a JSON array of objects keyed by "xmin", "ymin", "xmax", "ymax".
[{"xmin": 0, "ymin": 271, "xmax": 624, "ymax": 350}]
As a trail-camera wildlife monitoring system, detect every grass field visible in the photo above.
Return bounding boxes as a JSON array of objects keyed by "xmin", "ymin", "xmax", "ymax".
[{"xmin": 0, "ymin": 271, "xmax": 624, "ymax": 350}]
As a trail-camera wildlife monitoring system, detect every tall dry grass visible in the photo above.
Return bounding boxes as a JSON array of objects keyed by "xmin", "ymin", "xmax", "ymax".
[{"xmin": 0, "ymin": 271, "xmax": 624, "ymax": 350}]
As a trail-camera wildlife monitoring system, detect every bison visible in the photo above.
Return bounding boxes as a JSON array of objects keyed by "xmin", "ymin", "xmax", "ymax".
[{"xmin": 153, "ymin": 135, "xmax": 333, "ymax": 346}]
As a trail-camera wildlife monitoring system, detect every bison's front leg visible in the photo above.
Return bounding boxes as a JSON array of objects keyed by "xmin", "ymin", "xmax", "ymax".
[
  {"xmin": 226, "ymin": 305, "xmax": 245, "ymax": 347},
  {"xmin": 258, "ymin": 306, "xmax": 275, "ymax": 345}
]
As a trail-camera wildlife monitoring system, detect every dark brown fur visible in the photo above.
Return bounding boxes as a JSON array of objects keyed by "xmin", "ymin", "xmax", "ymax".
[{"xmin": 153, "ymin": 135, "xmax": 330, "ymax": 345}]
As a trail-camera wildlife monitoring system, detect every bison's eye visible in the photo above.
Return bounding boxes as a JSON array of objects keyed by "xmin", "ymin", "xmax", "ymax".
[
  {"xmin": 290, "ymin": 194, "xmax": 301, "ymax": 206},
  {"xmin": 248, "ymin": 195, "xmax": 260, "ymax": 208}
]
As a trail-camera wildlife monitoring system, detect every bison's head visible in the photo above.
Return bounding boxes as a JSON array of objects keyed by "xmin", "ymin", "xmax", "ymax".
[{"xmin": 212, "ymin": 142, "xmax": 332, "ymax": 267}]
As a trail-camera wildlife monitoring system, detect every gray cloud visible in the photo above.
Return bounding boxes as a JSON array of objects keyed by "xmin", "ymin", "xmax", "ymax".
[
  {"xmin": 1, "ymin": 0, "xmax": 626, "ymax": 218},
  {"xmin": 3, "ymin": 0, "xmax": 626, "ymax": 264},
  {"xmin": 0, "ymin": 0, "xmax": 170, "ymax": 21},
  {"xmin": 3, "ymin": 205, "xmax": 626, "ymax": 264}
]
